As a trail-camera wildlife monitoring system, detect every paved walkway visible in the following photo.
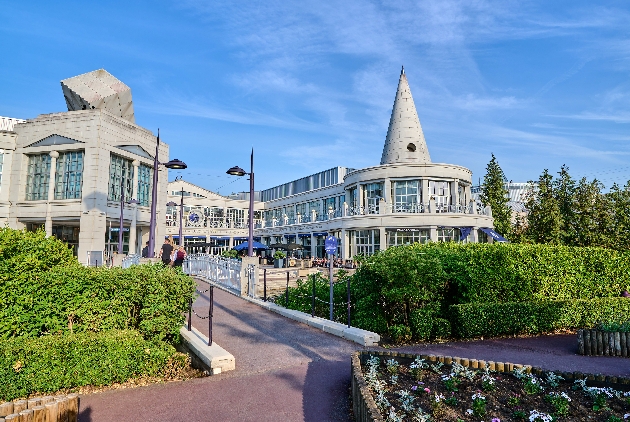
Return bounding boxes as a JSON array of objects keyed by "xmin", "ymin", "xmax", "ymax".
[{"xmin": 77, "ymin": 282, "xmax": 630, "ymax": 421}]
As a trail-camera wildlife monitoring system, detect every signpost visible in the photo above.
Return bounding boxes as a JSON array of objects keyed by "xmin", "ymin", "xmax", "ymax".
[{"xmin": 325, "ymin": 235, "xmax": 338, "ymax": 321}]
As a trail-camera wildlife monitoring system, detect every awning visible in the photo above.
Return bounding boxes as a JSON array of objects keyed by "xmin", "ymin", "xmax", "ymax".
[
  {"xmin": 298, "ymin": 233, "xmax": 311, "ymax": 238},
  {"xmin": 284, "ymin": 234, "xmax": 296, "ymax": 238},
  {"xmin": 234, "ymin": 237, "xmax": 248, "ymax": 240},
  {"xmin": 169, "ymin": 235, "xmax": 207, "ymax": 239},
  {"xmin": 459, "ymin": 227, "xmax": 473, "ymax": 241},
  {"xmin": 312, "ymin": 232, "xmax": 328, "ymax": 237},
  {"xmin": 480, "ymin": 227, "xmax": 508, "ymax": 242}
]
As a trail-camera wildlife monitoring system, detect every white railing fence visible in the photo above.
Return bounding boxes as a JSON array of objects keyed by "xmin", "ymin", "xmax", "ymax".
[
  {"xmin": 183, "ymin": 254, "xmax": 242, "ymax": 292},
  {"xmin": 121, "ymin": 254, "xmax": 140, "ymax": 269}
]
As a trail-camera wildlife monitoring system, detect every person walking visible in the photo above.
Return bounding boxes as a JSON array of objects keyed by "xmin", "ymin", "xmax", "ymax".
[
  {"xmin": 173, "ymin": 246, "xmax": 186, "ymax": 267},
  {"xmin": 159, "ymin": 239, "xmax": 174, "ymax": 266},
  {"xmin": 141, "ymin": 241, "xmax": 149, "ymax": 258}
]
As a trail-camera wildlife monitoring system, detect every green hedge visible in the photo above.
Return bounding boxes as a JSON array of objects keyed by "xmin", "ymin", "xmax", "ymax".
[
  {"xmin": 450, "ymin": 297, "xmax": 630, "ymax": 338},
  {"xmin": 0, "ymin": 330, "xmax": 184, "ymax": 401},
  {"xmin": 0, "ymin": 228, "xmax": 196, "ymax": 341}
]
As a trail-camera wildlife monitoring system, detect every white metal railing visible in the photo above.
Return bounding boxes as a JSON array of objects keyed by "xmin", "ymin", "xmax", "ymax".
[
  {"xmin": 183, "ymin": 254, "xmax": 242, "ymax": 292},
  {"xmin": 121, "ymin": 254, "xmax": 140, "ymax": 269}
]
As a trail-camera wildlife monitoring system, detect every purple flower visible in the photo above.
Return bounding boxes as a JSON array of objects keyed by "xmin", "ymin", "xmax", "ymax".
[
  {"xmin": 492, "ymin": 419, "xmax": 501, "ymax": 422},
  {"xmin": 411, "ymin": 386, "xmax": 417, "ymax": 391}
]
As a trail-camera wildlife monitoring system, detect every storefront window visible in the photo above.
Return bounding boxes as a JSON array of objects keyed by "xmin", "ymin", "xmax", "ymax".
[
  {"xmin": 351, "ymin": 229, "xmax": 380, "ymax": 256},
  {"xmin": 437, "ymin": 227, "xmax": 460, "ymax": 242},
  {"xmin": 387, "ymin": 229, "xmax": 430, "ymax": 246}
]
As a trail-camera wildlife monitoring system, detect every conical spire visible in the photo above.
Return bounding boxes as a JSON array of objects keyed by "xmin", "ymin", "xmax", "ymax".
[{"xmin": 380, "ymin": 67, "xmax": 431, "ymax": 165}]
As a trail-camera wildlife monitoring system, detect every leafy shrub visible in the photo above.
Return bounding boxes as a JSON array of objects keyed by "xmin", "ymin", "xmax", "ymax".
[
  {"xmin": 431, "ymin": 318, "xmax": 452, "ymax": 339},
  {"xmin": 450, "ymin": 297, "xmax": 630, "ymax": 338},
  {"xmin": 595, "ymin": 320, "xmax": 630, "ymax": 332},
  {"xmin": 0, "ymin": 228, "xmax": 196, "ymax": 341},
  {"xmin": 409, "ymin": 308, "xmax": 434, "ymax": 340},
  {"xmin": 273, "ymin": 251, "xmax": 286, "ymax": 259},
  {"xmin": 221, "ymin": 249, "xmax": 237, "ymax": 258},
  {"xmin": 0, "ymin": 330, "xmax": 181, "ymax": 401},
  {"xmin": 388, "ymin": 324, "xmax": 412, "ymax": 343}
]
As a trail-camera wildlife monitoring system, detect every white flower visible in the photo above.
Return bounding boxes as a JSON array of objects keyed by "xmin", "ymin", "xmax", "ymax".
[
  {"xmin": 466, "ymin": 409, "xmax": 473, "ymax": 415},
  {"xmin": 472, "ymin": 392, "xmax": 486, "ymax": 401},
  {"xmin": 624, "ymin": 413, "xmax": 630, "ymax": 419},
  {"xmin": 529, "ymin": 410, "xmax": 553, "ymax": 422}
]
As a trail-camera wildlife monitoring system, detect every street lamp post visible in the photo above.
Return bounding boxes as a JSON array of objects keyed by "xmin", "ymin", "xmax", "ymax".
[
  {"xmin": 166, "ymin": 188, "xmax": 185, "ymax": 248},
  {"xmin": 147, "ymin": 129, "xmax": 188, "ymax": 258},
  {"xmin": 118, "ymin": 179, "xmax": 139, "ymax": 255},
  {"xmin": 226, "ymin": 149, "xmax": 254, "ymax": 257}
]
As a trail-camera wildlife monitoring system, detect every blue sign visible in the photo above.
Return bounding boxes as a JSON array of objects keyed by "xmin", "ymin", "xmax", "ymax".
[{"xmin": 324, "ymin": 235, "xmax": 338, "ymax": 255}]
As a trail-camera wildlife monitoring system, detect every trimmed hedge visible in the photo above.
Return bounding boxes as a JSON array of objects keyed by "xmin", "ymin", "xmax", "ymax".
[
  {"xmin": 0, "ymin": 330, "xmax": 185, "ymax": 401},
  {"xmin": 450, "ymin": 297, "xmax": 630, "ymax": 338},
  {"xmin": 1, "ymin": 263, "xmax": 196, "ymax": 341}
]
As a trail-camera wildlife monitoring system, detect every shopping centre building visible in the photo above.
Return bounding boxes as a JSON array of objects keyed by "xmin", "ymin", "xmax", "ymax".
[
  {"xmin": 165, "ymin": 68, "xmax": 500, "ymax": 260},
  {"xmin": 0, "ymin": 69, "xmax": 170, "ymax": 264}
]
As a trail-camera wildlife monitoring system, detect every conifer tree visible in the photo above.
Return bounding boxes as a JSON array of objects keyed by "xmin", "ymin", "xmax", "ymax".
[
  {"xmin": 553, "ymin": 165, "xmax": 577, "ymax": 245},
  {"xmin": 525, "ymin": 169, "xmax": 563, "ymax": 244},
  {"xmin": 607, "ymin": 181, "xmax": 630, "ymax": 250},
  {"xmin": 480, "ymin": 154, "xmax": 512, "ymax": 238}
]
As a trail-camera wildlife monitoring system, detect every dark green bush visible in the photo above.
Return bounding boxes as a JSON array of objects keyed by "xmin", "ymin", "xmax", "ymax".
[
  {"xmin": 0, "ymin": 228, "xmax": 196, "ymax": 341},
  {"xmin": 450, "ymin": 297, "xmax": 630, "ymax": 338},
  {"xmin": 431, "ymin": 318, "xmax": 452, "ymax": 339},
  {"xmin": 0, "ymin": 330, "xmax": 182, "ymax": 401},
  {"xmin": 409, "ymin": 308, "xmax": 434, "ymax": 340},
  {"xmin": 388, "ymin": 324, "xmax": 412, "ymax": 343}
]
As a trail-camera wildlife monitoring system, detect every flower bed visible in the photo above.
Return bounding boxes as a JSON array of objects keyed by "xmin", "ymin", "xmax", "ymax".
[{"xmin": 352, "ymin": 351, "xmax": 630, "ymax": 421}]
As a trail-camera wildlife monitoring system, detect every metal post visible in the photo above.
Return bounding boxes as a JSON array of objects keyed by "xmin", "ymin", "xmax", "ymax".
[
  {"xmin": 248, "ymin": 149, "xmax": 254, "ymax": 257},
  {"xmin": 148, "ymin": 130, "xmax": 160, "ymax": 258},
  {"xmin": 118, "ymin": 179, "xmax": 125, "ymax": 254},
  {"xmin": 208, "ymin": 285, "xmax": 214, "ymax": 346},
  {"xmin": 188, "ymin": 297, "xmax": 192, "ymax": 331},
  {"xmin": 329, "ymin": 253, "xmax": 333, "ymax": 321},
  {"xmin": 263, "ymin": 268, "xmax": 267, "ymax": 302},
  {"xmin": 347, "ymin": 275, "xmax": 351, "ymax": 327},
  {"xmin": 311, "ymin": 274, "xmax": 315, "ymax": 318},
  {"xmin": 179, "ymin": 188, "xmax": 184, "ymax": 246},
  {"xmin": 285, "ymin": 271, "xmax": 289, "ymax": 307}
]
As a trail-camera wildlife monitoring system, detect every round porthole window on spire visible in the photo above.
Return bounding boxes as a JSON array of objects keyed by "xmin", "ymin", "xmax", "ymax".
[{"xmin": 407, "ymin": 143, "xmax": 416, "ymax": 152}]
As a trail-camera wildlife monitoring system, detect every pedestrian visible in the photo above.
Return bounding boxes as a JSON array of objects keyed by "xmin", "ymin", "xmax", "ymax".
[
  {"xmin": 173, "ymin": 245, "xmax": 186, "ymax": 267},
  {"xmin": 141, "ymin": 241, "xmax": 149, "ymax": 258},
  {"xmin": 159, "ymin": 239, "xmax": 174, "ymax": 266}
]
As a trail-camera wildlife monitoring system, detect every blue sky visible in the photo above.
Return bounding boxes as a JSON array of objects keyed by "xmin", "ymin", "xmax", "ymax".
[{"xmin": 1, "ymin": 0, "xmax": 630, "ymax": 194}]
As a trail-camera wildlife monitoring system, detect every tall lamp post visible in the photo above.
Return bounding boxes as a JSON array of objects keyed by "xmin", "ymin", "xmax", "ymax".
[
  {"xmin": 147, "ymin": 130, "xmax": 188, "ymax": 258},
  {"xmin": 118, "ymin": 179, "xmax": 139, "ymax": 254},
  {"xmin": 166, "ymin": 188, "xmax": 185, "ymax": 247},
  {"xmin": 226, "ymin": 149, "xmax": 254, "ymax": 257}
]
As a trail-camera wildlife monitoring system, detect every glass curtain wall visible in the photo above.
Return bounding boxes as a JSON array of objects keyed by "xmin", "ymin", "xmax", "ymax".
[
  {"xmin": 26, "ymin": 154, "xmax": 52, "ymax": 200},
  {"xmin": 437, "ymin": 227, "xmax": 460, "ymax": 242},
  {"xmin": 227, "ymin": 208, "xmax": 246, "ymax": 228},
  {"xmin": 387, "ymin": 229, "xmax": 430, "ymax": 246},
  {"xmin": 54, "ymin": 151, "xmax": 84, "ymax": 200},
  {"xmin": 350, "ymin": 229, "xmax": 380, "ymax": 256},
  {"xmin": 393, "ymin": 180, "xmax": 420, "ymax": 212},
  {"xmin": 364, "ymin": 183, "xmax": 383, "ymax": 214},
  {"xmin": 108, "ymin": 154, "xmax": 134, "ymax": 202}
]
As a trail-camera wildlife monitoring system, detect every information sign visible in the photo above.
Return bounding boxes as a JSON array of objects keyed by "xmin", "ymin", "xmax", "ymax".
[{"xmin": 324, "ymin": 235, "xmax": 338, "ymax": 255}]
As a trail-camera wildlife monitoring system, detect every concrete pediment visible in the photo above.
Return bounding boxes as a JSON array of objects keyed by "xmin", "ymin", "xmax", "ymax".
[
  {"xmin": 115, "ymin": 145, "xmax": 153, "ymax": 159},
  {"xmin": 26, "ymin": 134, "xmax": 83, "ymax": 148}
]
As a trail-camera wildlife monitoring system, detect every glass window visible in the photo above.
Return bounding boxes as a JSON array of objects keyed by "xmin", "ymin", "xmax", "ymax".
[
  {"xmin": 137, "ymin": 164, "xmax": 153, "ymax": 207},
  {"xmin": 324, "ymin": 197, "xmax": 336, "ymax": 212},
  {"xmin": 227, "ymin": 208, "xmax": 246, "ymax": 228},
  {"xmin": 108, "ymin": 154, "xmax": 134, "ymax": 202},
  {"xmin": 296, "ymin": 203, "xmax": 307, "ymax": 216},
  {"xmin": 364, "ymin": 183, "xmax": 383, "ymax": 214},
  {"xmin": 54, "ymin": 151, "xmax": 84, "ymax": 200},
  {"xmin": 393, "ymin": 180, "xmax": 420, "ymax": 212},
  {"xmin": 348, "ymin": 187, "xmax": 357, "ymax": 208},
  {"xmin": 387, "ymin": 229, "xmax": 430, "ymax": 246},
  {"xmin": 437, "ymin": 227, "xmax": 460, "ymax": 242},
  {"xmin": 351, "ymin": 229, "xmax": 380, "ymax": 256},
  {"xmin": 429, "ymin": 181, "xmax": 451, "ymax": 211},
  {"xmin": 309, "ymin": 200, "xmax": 322, "ymax": 217},
  {"xmin": 26, "ymin": 154, "xmax": 52, "ymax": 200}
]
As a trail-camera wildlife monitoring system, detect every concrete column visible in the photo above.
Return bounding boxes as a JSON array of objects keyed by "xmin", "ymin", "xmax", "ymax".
[
  {"xmin": 45, "ymin": 150, "xmax": 59, "ymax": 237},
  {"xmin": 421, "ymin": 179, "xmax": 430, "ymax": 213},
  {"xmin": 311, "ymin": 209, "xmax": 317, "ymax": 223},
  {"xmin": 129, "ymin": 160, "xmax": 140, "ymax": 255},
  {"xmin": 430, "ymin": 225, "xmax": 438, "ymax": 242},
  {"xmin": 471, "ymin": 227, "xmax": 479, "ymax": 243},
  {"xmin": 451, "ymin": 179, "xmax": 459, "ymax": 211},
  {"xmin": 341, "ymin": 229, "xmax": 349, "ymax": 260},
  {"xmin": 379, "ymin": 227, "xmax": 387, "ymax": 251},
  {"xmin": 383, "ymin": 178, "xmax": 391, "ymax": 214},
  {"xmin": 310, "ymin": 233, "xmax": 316, "ymax": 258},
  {"xmin": 358, "ymin": 185, "xmax": 364, "ymax": 210}
]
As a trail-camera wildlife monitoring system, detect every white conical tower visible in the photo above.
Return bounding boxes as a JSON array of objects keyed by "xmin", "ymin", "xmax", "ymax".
[{"xmin": 380, "ymin": 67, "xmax": 431, "ymax": 165}]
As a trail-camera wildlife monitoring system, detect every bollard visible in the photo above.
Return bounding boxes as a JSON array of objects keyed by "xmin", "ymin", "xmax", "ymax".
[
  {"xmin": 311, "ymin": 275, "xmax": 315, "ymax": 318},
  {"xmin": 209, "ymin": 285, "xmax": 214, "ymax": 346},
  {"xmin": 285, "ymin": 271, "xmax": 289, "ymax": 307},
  {"xmin": 263, "ymin": 268, "xmax": 267, "ymax": 302},
  {"xmin": 187, "ymin": 297, "xmax": 192, "ymax": 331}
]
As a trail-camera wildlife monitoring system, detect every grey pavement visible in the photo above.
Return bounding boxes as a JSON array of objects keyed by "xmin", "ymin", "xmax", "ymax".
[{"xmin": 77, "ymin": 281, "xmax": 630, "ymax": 422}]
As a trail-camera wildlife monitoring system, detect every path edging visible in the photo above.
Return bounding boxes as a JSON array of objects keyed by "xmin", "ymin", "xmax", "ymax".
[
  {"xmin": 179, "ymin": 326, "xmax": 235, "ymax": 375},
  {"xmin": 195, "ymin": 276, "xmax": 380, "ymax": 346}
]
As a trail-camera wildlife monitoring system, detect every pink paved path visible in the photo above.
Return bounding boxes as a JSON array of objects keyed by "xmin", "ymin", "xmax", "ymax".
[{"xmin": 78, "ymin": 281, "xmax": 630, "ymax": 421}]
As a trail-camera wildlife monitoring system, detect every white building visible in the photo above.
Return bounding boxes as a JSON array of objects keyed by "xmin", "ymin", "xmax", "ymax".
[
  {"xmin": 0, "ymin": 69, "xmax": 171, "ymax": 264},
  {"xmin": 166, "ymin": 68, "xmax": 500, "ymax": 260}
]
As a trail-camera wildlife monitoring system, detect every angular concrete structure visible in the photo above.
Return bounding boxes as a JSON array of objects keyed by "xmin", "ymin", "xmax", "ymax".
[
  {"xmin": 61, "ymin": 69, "xmax": 135, "ymax": 123},
  {"xmin": 380, "ymin": 67, "xmax": 430, "ymax": 165}
]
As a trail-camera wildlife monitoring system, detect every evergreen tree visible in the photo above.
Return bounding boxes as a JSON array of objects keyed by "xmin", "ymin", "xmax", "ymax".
[
  {"xmin": 525, "ymin": 169, "xmax": 563, "ymax": 244},
  {"xmin": 480, "ymin": 154, "xmax": 512, "ymax": 238},
  {"xmin": 572, "ymin": 178, "xmax": 611, "ymax": 247},
  {"xmin": 605, "ymin": 181, "xmax": 630, "ymax": 250},
  {"xmin": 553, "ymin": 165, "xmax": 577, "ymax": 245}
]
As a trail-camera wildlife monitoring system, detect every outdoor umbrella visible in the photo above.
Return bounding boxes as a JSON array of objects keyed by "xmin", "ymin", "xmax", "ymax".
[
  {"xmin": 233, "ymin": 241, "xmax": 268, "ymax": 251},
  {"xmin": 269, "ymin": 243, "xmax": 288, "ymax": 250},
  {"xmin": 285, "ymin": 242, "xmax": 304, "ymax": 250}
]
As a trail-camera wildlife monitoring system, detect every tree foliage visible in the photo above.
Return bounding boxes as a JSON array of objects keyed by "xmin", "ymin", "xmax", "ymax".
[{"xmin": 480, "ymin": 154, "xmax": 512, "ymax": 238}]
